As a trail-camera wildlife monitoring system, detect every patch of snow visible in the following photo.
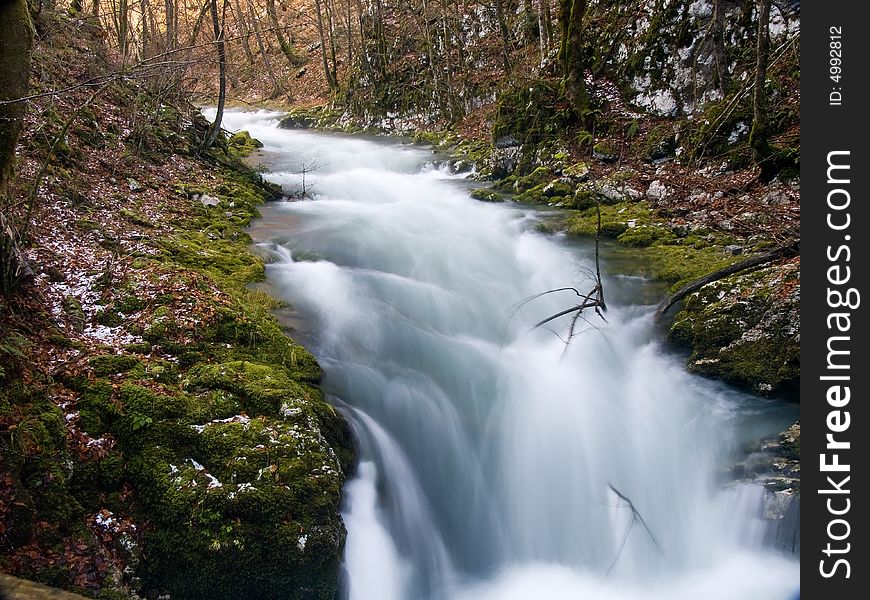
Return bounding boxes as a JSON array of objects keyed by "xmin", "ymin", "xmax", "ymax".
[{"xmin": 689, "ymin": 0, "xmax": 712, "ymax": 18}]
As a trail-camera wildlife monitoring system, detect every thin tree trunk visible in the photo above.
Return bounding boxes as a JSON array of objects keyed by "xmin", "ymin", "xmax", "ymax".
[
  {"xmin": 230, "ymin": 0, "xmax": 255, "ymax": 67},
  {"xmin": 247, "ymin": 0, "xmax": 284, "ymax": 97},
  {"xmin": 314, "ymin": 0, "xmax": 339, "ymax": 91},
  {"xmin": 266, "ymin": 0, "xmax": 299, "ymax": 68},
  {"xmin": 558, "ymin": 0, "xmax": 588, "ymax": 116},
  {"xmin": 165, "ymin": 0, "xmax": 177, "ymax": 49},
  {"xmin": 203, "ymin": 0, "xmax": 227, "ymax": 151},
  {"xmin": 542, "ymin": 0, "xmax": 553, "ymax": 52},
  {"xmin": 345, "ymin": 0, "xmax": 353, "ymax": 69},
  {"xmin": 118, "ymin": 0, "xmax": 129, "ymax": 58},
  {"xmin": 711, "ymin": 0, "xmax": 728, "ymax": 95},
  {"xmin": 494, "ymin": 0, "xmax": 512, "ymax": 73},
  {"xmin": 326, "ymin": 0, "xmax": 340, "ymax": 85},
  {"xmin": 751, "ymin": 0, "xmax": 771, "ymax": 162}
]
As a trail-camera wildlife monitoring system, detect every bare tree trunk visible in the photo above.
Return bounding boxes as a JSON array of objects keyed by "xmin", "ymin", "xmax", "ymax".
[
  {"xmin": 203, "ymin": 0, "xmax": 227, "ymax": 151},
  {"xmin": 247, "ymin": 0, "xmax": 284, "ymax": 97},
  {"xmin": 314, "ymin": 0, "xmax": 339, "ymax": 91},
  {"xmin": 345, "ymin": 0, "xmax": 353, "ymax": 69},
  {"xmin": 711, "ymin": 0, "xmax": 728, "ymax": 95},
  {"xmin": 750, "ymin": 0, "xmax": 771, "ymax": 163},
  {"xmin": 165, "ymin": 0, "xmax": 177, "ymax": 49},
  {"xmin": 230, "ymin": 0, "xmax": 255, "ymax": 67},
  {"xmin": 558, "ymin": 0, "xmax": 588, "ymax": 116},
  {"xmin": 326, "ymin": 0, "xmax": 340, "ymax": 85},
  {"xmin": 494, "ymin": 0, "xmax": 512, "ymax": 73},
  {"xmin": 118, "ymin": 0, "xmax": 130, "ymax": 58},
  {"xmin": 266, "ymin": 0, "xmax": 299, "ymax": 68},
  {"xmin": 541, "ymin": 0, "xmax": 553, "ymax": 56}
]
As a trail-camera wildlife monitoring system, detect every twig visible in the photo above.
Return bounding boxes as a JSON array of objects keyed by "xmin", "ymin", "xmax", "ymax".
[{"xmin": 605, "ymin": 483, "xmax": 665, "ymax": 576}]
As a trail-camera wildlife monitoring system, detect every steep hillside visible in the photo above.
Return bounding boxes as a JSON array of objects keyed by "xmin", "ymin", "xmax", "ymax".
[{"xmin": 1, "ymin": 7, "xmax": 353, "ymax": 599}]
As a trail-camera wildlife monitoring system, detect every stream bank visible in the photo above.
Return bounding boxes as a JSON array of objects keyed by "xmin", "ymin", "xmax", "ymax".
[{"xmin": 1, "ymin": 49, "xmax": 353, "ymax": 599}]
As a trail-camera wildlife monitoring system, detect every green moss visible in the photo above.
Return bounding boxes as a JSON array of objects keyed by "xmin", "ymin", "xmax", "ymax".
[
  {"xmin": 125, "ymin": 341, "xmax": 152, "ymax": 354},
  {"xmin": 186, "ymin": 361, "xmax": 312, "ymax": 417},
  {"xmin": 513, "ymin": 167, "xmax": 552, "ymax": 193},
  {"xmin": 667, "ymin": 263, "xmax": 800, "ymax": 395},
  {"xmin": 470, "ymin": 187, "xmax": 503, "ymax": 202},
  {"xmin": 0, "ymin": 380, "xmax": 82, "ymax": 540},
  {"xmin": 94, "ymin": 308, "xmax": 123, "ymax": 327},
  {"xmin": 89, "ymin": 353, "xmax": 142, "ymax": 377},
  {"xmin": 617, "ymin": 225, "xmax": 676, "ymax": 247},
  {"xmin": 119, "ymin": 382, "xmax": 196, "ymax": 422},
  {"xmin": 227, "ymin": 130, "xmax": 263, "ymax": 159},
  {"xmin": 74, "ymin": 379, "xmax": 119, "ymax": 435},
  {"xmin": 120, "ymin": 208, "xmax": 155, "ymax": 228},
  {"xmin": 62, "ymin": 296, "xmax": 86, "ymax": 332},
  {"xmin": 562, "ymin": 161, "xmax": 590, "ymax": 179}
]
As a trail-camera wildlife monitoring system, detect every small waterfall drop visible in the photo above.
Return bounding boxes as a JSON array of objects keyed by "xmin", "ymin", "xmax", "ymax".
[{"xmin": 209, "ymin": 109, "xmax": 800, "ymax": 600}]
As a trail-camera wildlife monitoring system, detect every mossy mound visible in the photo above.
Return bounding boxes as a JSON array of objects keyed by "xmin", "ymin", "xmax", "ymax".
[
  {"xmin": 668, "ymin": 260, "xmax": 800, "ymax": 396},
  {"xmin": 227, "ymin": 130, "xmax": 263, "ymax": 158}
]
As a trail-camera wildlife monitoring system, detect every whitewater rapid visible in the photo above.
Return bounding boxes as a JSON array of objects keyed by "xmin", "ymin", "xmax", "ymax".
[{"xmin": 207, "ymin": 108, "xmax": 800, "ymax": 600}]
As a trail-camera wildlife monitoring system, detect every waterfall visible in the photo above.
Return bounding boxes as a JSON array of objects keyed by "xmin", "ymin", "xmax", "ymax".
[{"xmin": 207, "ymin": 109, "xmax": 800, "ymax": 600}]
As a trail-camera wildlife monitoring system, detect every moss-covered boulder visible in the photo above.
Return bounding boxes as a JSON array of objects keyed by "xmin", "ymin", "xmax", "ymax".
[
  {"xmin": 668, "ymin": 259, "xmax": 800, "ymax": 396},
  {"xmin": 469, "ymin": 187, "xmax": 503, "ymax": 203},
  {"xmin": 227, "ymin": 130, "xmax": 263, "ymax": 158},
  {"xmin": 106, "ymin": 356, "xmax": 354, "ymax": 600},
  {"xmin": 130, "ymin": 409, "xmax": 348, "ymax": 600}
]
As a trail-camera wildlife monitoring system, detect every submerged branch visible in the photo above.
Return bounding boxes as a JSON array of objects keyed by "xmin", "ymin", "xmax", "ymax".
[
  {"xmin": 523, "ymin": 203, "xmax": 607, "ymax": 345},
  {"xmin": 605, "ymin": 483, "xmax": 665, "ymax": 576}
]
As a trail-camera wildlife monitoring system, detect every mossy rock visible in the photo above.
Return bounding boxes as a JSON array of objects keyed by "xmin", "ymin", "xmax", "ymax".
[
  {"xmin": 562, "ymin": 161, "xmax": 590, "ymax": 180},
  {"xmin": 88, "ymin": 354, "xmax": 142, "ymax": 377},
  {"xmin": 227, "ymin": 130, "xmax": 263, "ymax": 158},
  {"xmin": 512, "ymin": 166, "xmax": 552, "ymax": 193},
  {"xmin": 617, "ymin": 225, "xmax": 676, "ymax": 247},
  {"xmin": 186, "ymin": 361, "xmax": 311, "ymax": 417},
  {"xmin": 470, "ymin": 187, "xmax": 503, "ymax": 203},
  {"xmin": 667, "ymin": 261, "xmax": 800, "ymax": 396},
  {"xmin": 129, "ymin": 411, "xmax": 347, "ymax": 600}
]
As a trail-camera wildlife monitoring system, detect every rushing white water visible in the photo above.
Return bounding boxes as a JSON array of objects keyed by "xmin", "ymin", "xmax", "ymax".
[{"xmin": 208, "ymin": 109, "xmax": 800, "ymax": 600}]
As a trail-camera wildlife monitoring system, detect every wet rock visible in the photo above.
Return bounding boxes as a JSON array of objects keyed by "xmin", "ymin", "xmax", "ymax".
[
  {"xmin": 668, "ymin": 260, "xmax": 800, "ymax": 395},
  {"xmin": 494, "ymin": 134, "xmax": 521, "ymax": 149},
  {"xmin": 489, "ymin": 142, "xmax": 523, "ymax": 180},
  {"xmin": 728, "ymin": 422, "xmax": 800, "ymax": 555},
  {"xmin": 452, "ymin": 159, "xmax": 473, "ymax": 174}
]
